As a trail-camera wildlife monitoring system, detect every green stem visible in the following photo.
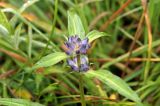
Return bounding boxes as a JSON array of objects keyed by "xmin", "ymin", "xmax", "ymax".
[
  {"xmin": 77, "ymin": 54, "xmax": 86, "ymax": 106},
  {"xmin": 79, "ymin": 73, "xmax": 86, "ymax": 106},
  {"xmin": 39, "ymin": 0, "xmax": 59, "ymax": 59}
]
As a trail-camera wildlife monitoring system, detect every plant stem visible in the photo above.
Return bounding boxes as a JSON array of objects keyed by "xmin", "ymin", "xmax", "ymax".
[
  {"xmin": 77, "ymin": 55, "xmax": 86, "ymax": 106},
  {"xmin": 79, "ymin": 73, "xmax": 86, "ymax": 106}
]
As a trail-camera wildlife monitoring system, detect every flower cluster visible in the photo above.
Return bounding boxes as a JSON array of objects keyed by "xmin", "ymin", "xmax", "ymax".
[
  {"xmin": 65, "ymin": 35, "xmax": 90, "ymax": 72},
  {"xmin": 65, "ymin": 36, "xmax": 90, "ymax": 55}
]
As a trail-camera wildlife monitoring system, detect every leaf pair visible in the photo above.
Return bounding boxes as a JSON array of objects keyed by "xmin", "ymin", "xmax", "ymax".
[
  {"xmin": 34, "ymin": 11, "xmax": 108, "ymax": 69},
  {"xmin": 68, "ymin": 10, "xmax": 108, "ymax": 41}
]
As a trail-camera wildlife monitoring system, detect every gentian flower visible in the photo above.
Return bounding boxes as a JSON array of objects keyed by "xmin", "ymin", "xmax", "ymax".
[
  {"xmin": 65, "ymin": 35, "xmax": 90, "ymax": 55},
  {"xmin": 67, "ymin": 55, "xmax": 89, "ymax": 72},
  {"xmin": 67, "ymin": 57, "xmax": 79, "ymax": 71},
  {"xmin": 80, "ymin": 56, "xmax": 89, "ymax": 71},
  {"xmin": 65, "ymin": 35, "xmax": 90, "ymax": 72}
]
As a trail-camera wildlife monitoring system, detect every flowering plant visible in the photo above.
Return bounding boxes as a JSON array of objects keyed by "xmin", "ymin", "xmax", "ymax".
[
  {"xmin": 34, "ymin": 11, "xmax": 106, "ymax": 71},
  {"xmin": 34, "ymin": 10, "xmax": 141, "ymax": 106}
]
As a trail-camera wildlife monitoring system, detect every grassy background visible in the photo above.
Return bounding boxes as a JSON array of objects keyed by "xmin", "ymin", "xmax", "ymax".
[{"xmin": 0, "ymin": 0, "xmax": 160, "ymax": 106}]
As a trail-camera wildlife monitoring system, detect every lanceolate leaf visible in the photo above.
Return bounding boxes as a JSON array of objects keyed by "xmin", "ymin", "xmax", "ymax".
[
  {"xmin": 40, "ymin": 83, "xmax": 58, "ymax": 95},
  {"xmin": 34, "ymin": 52, "xmax": 68, "ymax": 68},
  {"xmin": 0, "ymin": 98, "xmax": 44, "ymax": 106},
  {"xmin": 0, "ymin": 10, "xmax": 12, "ymax": 35},
  {"xmin": 86, "ymin": 30, "xmax": 109, "ymax": 43},
  {"xmin": 86, "ymin": 70, "xmax": 141, "ymax": 103},
  {"xmin": 0, "ymin": 24, "xmax": 9, "ymax": 36},
  {"xmin": 68, "ymin": 11, "xmax": 85, "ymax": 39}
]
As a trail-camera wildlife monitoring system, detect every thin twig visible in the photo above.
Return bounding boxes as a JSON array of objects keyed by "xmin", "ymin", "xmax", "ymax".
[
  {"xmin": 124, "ymin": 9, "xmax": 145, "ymax": 72},
  {"xmin": 0, "ymin": 70, "xmax": 16, "ymax": 79},
  {"xmin": 99, "ymin": 0, "xmax": 133, "ymax": 31},
  {"xmin": 0, "ymin": 48, "xmax": 27, "ymax": 62},
  {"xmin": 141, "ymin": 0, "xmax": 152, "ymax": 81},
  {"xmin": 89, "ymin": 12, "xmax": 110, "ymax": 30},
  {"xmin": 90, "ymin": 58, "xmax": 160, "ymax": 62}
]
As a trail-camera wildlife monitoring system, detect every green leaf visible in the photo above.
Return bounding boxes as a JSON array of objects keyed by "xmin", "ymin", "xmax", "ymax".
[
  {"xmin": 0, "ymin": 38, "xmax": 13, "ymax": 49},
  {"xmin": 0, "ymin": 10, "xmax": 12, "ymax": 35},
  {"xmin": 86, "ymin": 30, "xmax": 109, "ymax": 43},
  {"xmin": 68, "ymin": 11, "xmax": 85, "ymax": 39},
  {"xmin": 86, "ymin": 70, "xmax": 141, "ymax": 103},
  {"xmin": 34, "ymin": 52, "xmax": 68, "ymax": 68},
  {"xmin": 40, "ymin": 83, "xmax": 58, "ymax": 95},
  {"xmin": 0, "ymin": 24, "xmax": 9, "ymax": 36},
  {"xmin": 14, "ymin": 23, "xmax": 23, "ymax": 49},
  {"xmin": 0, "ymin": 98, "xmax": 44, "ymax": 106}
]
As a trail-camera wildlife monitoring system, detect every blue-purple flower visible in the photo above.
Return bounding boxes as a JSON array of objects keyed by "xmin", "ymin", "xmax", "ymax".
[
  {"xmin": 79, "ymin": 56, "xmax": 89, "ymax": 71},
  {"xmin": 65, "ymin": 35, "xmax": 90, "ymax": 55},
  {"xmin": 67, "ymin": 55, "xmax": 89, "ymax": 72},
  {"xmin": 67, "ymin": 57, "xmax": 79, "ymax": 71},
  {"xmin": 65, "ymin": 35, "xmax": 90, "ymax": 72}
]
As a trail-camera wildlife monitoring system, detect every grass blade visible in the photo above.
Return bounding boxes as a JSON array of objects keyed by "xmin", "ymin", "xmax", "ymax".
[{"xmin": 0, "ymin": 98, "xmax": 44, "ymax": 106}]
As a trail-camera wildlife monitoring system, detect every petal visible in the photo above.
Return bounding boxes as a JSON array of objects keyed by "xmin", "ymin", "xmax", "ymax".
[
  {"xmin": 80, "ymin": 56, "xmax": 89, "ymax": 71},
  {"xmin": 69, "ymin": 36, "xmax": 77, "ymax": 43},
  {"xmin": 74, "ymin": 35, "xmax": 79, "ymax": 40},
  {"xmin": 65, "ymin": 50, "xmax": 72, "ymax": 55},
  {"xmin": 67, "ymin": 59, "xmax": 75, "ymax": 66},
  {"xmin": 80, "ymin": 48, "xmax": 87, "ymax": 54},
  {"xmin": 68, "ymin": 36, "xmax": 74, "ymax": 42},
  {"xmin": 75, "ymin": 35, "xmax": 81, "ymax": 42},
  {"xmin": 79, "ymin": 38, "xmax": 90, "ymax": 54},
  {"xmin": 67, "ymin": 58, "xmax": 79, "ymax": 71},
  {"xmin": 80, "ymin": 64, "xmax": 89, "ymax": 72},
  {"xmin": 73, "ymin": 57, "xmax": 78, "ymax": 65},
  {"xmin": 81, "ymin": 43, "xmax": 90, "ymax": 49},
  {"xmin": 81, "ymin": 38, "xmax": 89, "ymax": 45},
  {"xmin": 73, "ymin": 35, "xmax": 81, "ymax": 44},
  {"xmin": 77, "ymin": 38, "xmax": 82, "ymax": 45},
  {"xmin": 79, "ymin": 45, "xmax": 88, "ymax": 54},
  {"xmin": 71, "ymin": 65, "xmax": 79, "ymax": 71},
  {"xmin": 80, "ymin": 56, "xmax": 88, "ymax": 64},
  {"xmin": 65, "ymin": 42, "xmax": 75, "ymax": 50}
]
